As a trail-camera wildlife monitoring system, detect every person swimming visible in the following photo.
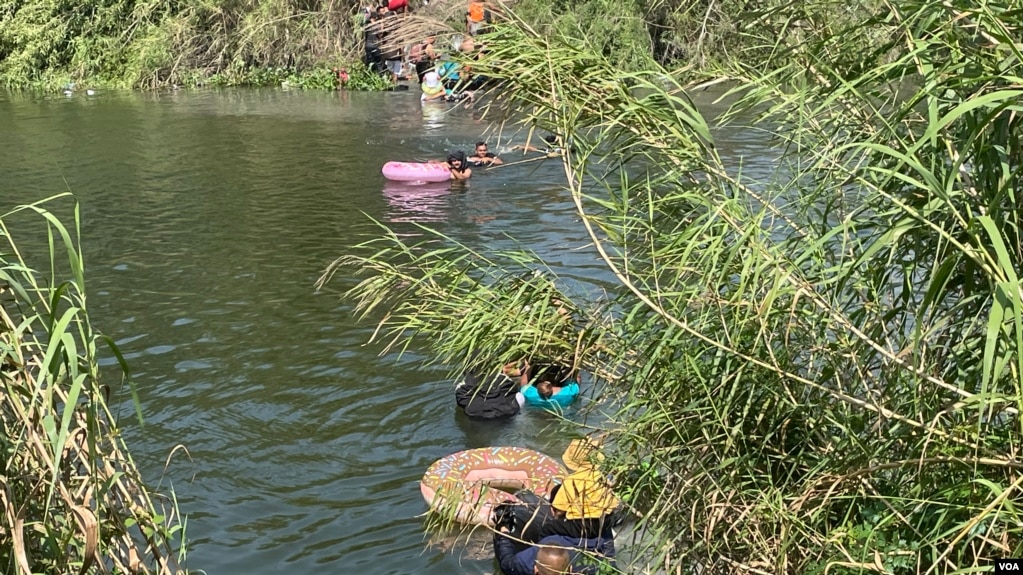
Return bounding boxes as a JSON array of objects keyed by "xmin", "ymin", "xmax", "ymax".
[
  {"xmin": 445, "ymin": 150, "xmax": 472, "ymax": 180},
  {"xmin": 468, "ymin": 141, "xmax": 503, "ymax": 167},
  {"xmin": 510, "ymin": 134, "xmax": 566, "ymax": 156}
]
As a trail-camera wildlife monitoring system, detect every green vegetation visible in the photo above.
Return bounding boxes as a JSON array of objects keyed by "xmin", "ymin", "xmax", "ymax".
[
  {"xmin": 0, "ymin": 0, "xmax": 371, "ymax": 89},
  {"xmin": 0, "ymin": 195, "xmax": 188, "ymax": 574},
  {"xmin": 325, "ymin": 0, "xmax": 1023, "ymax": 573},
  {"xmin": 0, "ymin": 0, "xmax": 889, "ymax": 90}
]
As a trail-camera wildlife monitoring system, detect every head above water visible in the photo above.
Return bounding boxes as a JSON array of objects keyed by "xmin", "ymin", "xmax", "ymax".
[
  {"xmin": 534, "ymin": 546, "xmax": 571, "ymax": 575},
  {"xmin": 475, "ymin": 141, "xmax": 488, "ymax": 154},
  {"xmin": 447, "ymin": 150, "xmax": 467, "ymax": 169},
  {"xmin": 536, "ymin": 380, "xmax": 556, "ymax": 399}
]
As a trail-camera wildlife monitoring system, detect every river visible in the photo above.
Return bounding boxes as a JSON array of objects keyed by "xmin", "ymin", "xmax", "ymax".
[{"xmin": 0, "ymin": 86, "xmax": 772, "ymax": 574}]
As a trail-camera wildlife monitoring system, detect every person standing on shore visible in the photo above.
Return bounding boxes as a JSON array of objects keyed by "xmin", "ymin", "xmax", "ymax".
[
  {"xmin": 466, "ymin": 0, "xmax": 487, "ymax": 36},
  {"xmin": 410, "ymin": 36, "xmax": 437, "ymax": 82},
  {"xmin": 362, "ymin": 7, "xmax": 383, "ymax": 72}
]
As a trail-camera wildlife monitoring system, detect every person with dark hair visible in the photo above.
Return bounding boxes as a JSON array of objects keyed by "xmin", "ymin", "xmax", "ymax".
[
  {"xmin": 362, "ymin": 8, "xmax": 384, "ymax": 72},
  {"xmin": 444, "ymin": 150, "xmax": 472, "ymax": 180},
  {"xmin": 510, "ymin": 134, "xmax": 565, "ymax": 156},
  {"xmin": 373, "ymin": 5, "xmax": 402, "ymax": 82},
  {"xmin": 520, "ymin": 362, "xmax": 580, "ymax": 409},
  {"xmin": 468, "ymin": 141, "xmax": 502, "ymax": 167},
  {"xmin": 410, "ymin": 36, "xmax": 437, "ymax": 82}
]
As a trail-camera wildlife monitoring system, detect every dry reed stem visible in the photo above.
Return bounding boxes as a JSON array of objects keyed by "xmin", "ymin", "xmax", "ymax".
[{"xmin": 1, "ymin": 295, "xmax": 181, "ymax": 574}]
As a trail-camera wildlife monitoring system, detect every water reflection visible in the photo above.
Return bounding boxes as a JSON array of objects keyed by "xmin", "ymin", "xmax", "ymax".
[
  {"xmin": 382, "ymin": 180, "xmax": 452, "ymax": 222},
  {"xmin": 421, "ymin": 101, "xmax": 452, "ymax": 130},
  {"xmin": 0, "ymin": 85, "xmax": 779, "ymax": 575}
]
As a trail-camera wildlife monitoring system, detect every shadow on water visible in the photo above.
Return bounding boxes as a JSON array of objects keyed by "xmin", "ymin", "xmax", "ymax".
[{"xmin": 0, "ymin": 85, "xmax": 774, "ymax": 575}]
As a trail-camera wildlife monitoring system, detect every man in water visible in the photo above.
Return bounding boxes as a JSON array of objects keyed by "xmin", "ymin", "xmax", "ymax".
[
  {"xmin": 444, "ymin": 151, "xmax": 472, "ymax": 180},
  {"xmin": 468, "ymin": 141, "xmax": 503, "ymax": 167},
  {"xmin": 494, "ymin": 524, "xmax": 613, "ymax": 575}
]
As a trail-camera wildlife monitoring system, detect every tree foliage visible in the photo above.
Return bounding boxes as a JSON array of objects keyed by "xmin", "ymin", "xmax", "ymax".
[
  {"xmin": 0, "ymin": 0, "xmax": 368, "ymax": 88},
  {"xmin": 0, "ymin": 0, "xmax": 890, "ymax": 89}
]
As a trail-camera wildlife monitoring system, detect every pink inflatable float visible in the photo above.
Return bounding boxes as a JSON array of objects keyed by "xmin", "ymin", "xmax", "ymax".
[
  {"xmin": 420, "ymin": 446, "xmax": 565, "ymax": 525},
  {"xmin": 381, "ymin": 161, "xmax": 451, "ymax": 183}
]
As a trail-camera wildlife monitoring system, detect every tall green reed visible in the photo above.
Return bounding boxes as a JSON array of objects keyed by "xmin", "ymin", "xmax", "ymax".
[
  {"xmin": 0, "ymin": 194, "xmax": 188, "ymax": 574},
  {"xmin": 324, "ymin": 2, "xmax": 1023, "ymax": 573}
]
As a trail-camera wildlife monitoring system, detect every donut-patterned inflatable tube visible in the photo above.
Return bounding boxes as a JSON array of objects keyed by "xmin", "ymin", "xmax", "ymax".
[{"xmin": 420, "ymin": 446, "xmax": 565, "ymax": 525}]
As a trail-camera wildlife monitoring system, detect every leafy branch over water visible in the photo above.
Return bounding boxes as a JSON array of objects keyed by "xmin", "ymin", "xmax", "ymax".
[{"xmin": 327, "ymin": 0, "xmax": 1023, "ymax": 572}]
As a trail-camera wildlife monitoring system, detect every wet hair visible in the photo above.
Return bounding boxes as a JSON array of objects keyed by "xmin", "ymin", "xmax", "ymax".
[
  {"xmin": 475, "ymin": 141, "xmax": 486, "ymax": 148},
  {"xmin": 536, "ymin": 380, "xmax": 556, "ymax": 400},
  {"xmin": 447, "ymin": 150, "xmax": 467, "ymax": 168},
  {"xmin": 543, "ymin": 134, "xmax": 559, "ymax": 145}
]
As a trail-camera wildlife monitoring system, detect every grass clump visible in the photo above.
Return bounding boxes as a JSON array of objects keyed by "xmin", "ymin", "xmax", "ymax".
[{"xmin": 0, "ymin": 194, "xmax": 189, "ymax": 574}]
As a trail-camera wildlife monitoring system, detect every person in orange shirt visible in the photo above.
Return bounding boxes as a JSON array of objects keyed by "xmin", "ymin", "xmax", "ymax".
[{"xmin": 466, "ymin": 0, "xmax": 487, "ymax": 36}]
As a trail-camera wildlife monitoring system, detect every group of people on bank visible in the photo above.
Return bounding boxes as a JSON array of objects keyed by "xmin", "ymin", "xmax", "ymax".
[
  {"xmin": 363, "ymin": 0, "xmax": 497, "ymax": 86},
  {"xmin": 417, "ymin": 32, "xmax": 493, "ymax": 103}
]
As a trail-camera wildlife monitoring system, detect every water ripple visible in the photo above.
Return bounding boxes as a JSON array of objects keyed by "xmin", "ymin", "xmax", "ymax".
[{"xmin": 0, "ymin": 87, "xmax": 777, "ymax": 575}]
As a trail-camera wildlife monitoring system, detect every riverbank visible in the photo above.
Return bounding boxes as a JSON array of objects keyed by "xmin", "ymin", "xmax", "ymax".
[{"xmin": 0, "ymin": 0, "xmax": 882, "ymax": 92}]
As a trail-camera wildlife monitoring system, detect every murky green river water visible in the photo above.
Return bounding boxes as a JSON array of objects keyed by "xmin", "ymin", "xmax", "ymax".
[{"xmin": 0, "ymin": 87, "xmax": 771, "ymax": 574}]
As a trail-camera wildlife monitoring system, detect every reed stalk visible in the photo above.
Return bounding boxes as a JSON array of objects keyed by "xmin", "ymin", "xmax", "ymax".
[
  {"xmin": 323, "ymin": 1, "xmax": 1023, "ymax": 572},
  {"xmin": 0, "ymin": 194, "xmax": 188, "ymax": 574}
]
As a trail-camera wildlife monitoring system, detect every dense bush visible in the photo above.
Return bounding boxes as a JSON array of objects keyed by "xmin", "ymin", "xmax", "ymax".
[
  {"xmin": 0, "ymin": 0, "xmax": 888, "ymax": 89},
  {"xmin": 330, "ymin": 1, "xmax": 1023, "ymax": 572},
  {"xmin": 0, "ymin": 0, "xmax": 368, "ymax": 88}
]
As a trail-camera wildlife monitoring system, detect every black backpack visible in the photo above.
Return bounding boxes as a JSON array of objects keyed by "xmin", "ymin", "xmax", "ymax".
[{"xmin": 455, "ymin": 370, "xmax": 520, "ymax": 419}]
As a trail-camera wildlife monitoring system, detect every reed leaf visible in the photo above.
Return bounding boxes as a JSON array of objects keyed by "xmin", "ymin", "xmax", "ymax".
[
  {"xmin": 322, "ymin": 1, "xmax": 1023, "ymax": 572},
  {"xmin": 0, "ymin": 194, "xmax": 189, "ymax": 574}
]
